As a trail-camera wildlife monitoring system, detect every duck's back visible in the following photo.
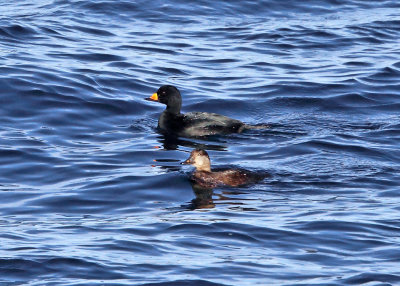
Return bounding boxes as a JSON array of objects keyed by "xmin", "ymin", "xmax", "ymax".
[
  {"xmin": 192, "ymin": 168, "xmax": 265, "ymax": 188},
  {"xmin": 181, "ymin": 112, "xmax": 244, "ymax": 137},
  {"xmin": 217, "ymin": 169, "xmax": 250, "ymax": 186}
]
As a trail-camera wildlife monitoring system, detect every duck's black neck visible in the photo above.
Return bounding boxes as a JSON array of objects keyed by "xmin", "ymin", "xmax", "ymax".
[
  {"xmin": 166, "ymin": 104, "xmax": 181, "ymax": 115},
  {"xmin": 165, "ymin": 92, "xmax": 182, "ymax": 115}
]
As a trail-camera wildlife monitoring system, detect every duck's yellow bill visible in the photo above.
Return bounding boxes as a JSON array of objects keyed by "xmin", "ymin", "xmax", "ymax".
[{"xmin": 149, "ymin": 92, "xmax": 158, "ymax": 101}]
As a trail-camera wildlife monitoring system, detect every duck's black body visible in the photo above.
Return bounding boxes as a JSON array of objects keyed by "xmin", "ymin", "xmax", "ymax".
[
  {"xmin": 158, "ymin": 110, "xmax": 244, "ymax": 137},
  {"xmin": 146, "ymin": 85, "xmax": 247, "ymax": 137}
]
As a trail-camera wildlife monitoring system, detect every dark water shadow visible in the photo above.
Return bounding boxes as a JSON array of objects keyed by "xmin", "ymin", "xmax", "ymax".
[
  {"xmin": 182, "ymin": 181, "xmax": 266, "ymax": 211},
  {"xmin": 185, "ymin": 183, "xmax": 215, "ymax": 210},
  {"xmin": 157, "ymin": 133, "xmax": 228, "ymax": 151}
]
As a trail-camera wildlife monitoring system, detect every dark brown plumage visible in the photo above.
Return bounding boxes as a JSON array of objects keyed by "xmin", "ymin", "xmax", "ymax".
[{"xmin": 181, "ymin": 149, "xmax": 267, "ymax": 188}]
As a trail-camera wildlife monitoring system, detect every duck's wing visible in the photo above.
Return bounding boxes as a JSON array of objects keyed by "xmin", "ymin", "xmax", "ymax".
[{"xmin": 181, "ymin": 112, "xmax": 244, "ymax": 136}]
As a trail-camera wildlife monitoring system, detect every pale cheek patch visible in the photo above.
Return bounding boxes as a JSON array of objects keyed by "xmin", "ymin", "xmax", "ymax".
[
  {"xmin": 197, "ymin": 156, "xmax": 206, "ymax": 167},
  {"xmin": 194, "ymin": 155, "xmax": 210, "ymax": 171}
]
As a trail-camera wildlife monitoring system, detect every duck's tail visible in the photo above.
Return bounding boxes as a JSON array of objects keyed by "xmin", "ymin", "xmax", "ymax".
[{"xmin": 239, "ymin": 124, "xmax": 270, "ymax": 133}]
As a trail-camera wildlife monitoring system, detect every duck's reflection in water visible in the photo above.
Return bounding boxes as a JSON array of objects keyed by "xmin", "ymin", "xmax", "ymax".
[
  {"xmin": 151, "ymin": 134, "xmax": 228, "ymax": 173},
  {"xmin": 157, "ymin": 133, "xmax": 228, "ymax": 151},
  {"xmin": 186, "ymin": 183, "xmax": 215, "ymax": 209},
  {"xmin": 185, "ymin": 182, "xmax": 253, "ymax": 210}
]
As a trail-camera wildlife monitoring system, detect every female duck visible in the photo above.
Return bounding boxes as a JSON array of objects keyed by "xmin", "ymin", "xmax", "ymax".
[
  {"xmin": 181, "ymin": 149, "xmax": 266, "ymax": 188},
  {"xmin": 146, "ymin": 85, "xmax": 265, "ymax": 137}
]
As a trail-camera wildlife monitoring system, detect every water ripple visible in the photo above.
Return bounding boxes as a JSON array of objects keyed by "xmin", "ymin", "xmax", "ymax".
[{"xmin": 0, "ymin": 0, "xmax": 400, "ymax": 285}]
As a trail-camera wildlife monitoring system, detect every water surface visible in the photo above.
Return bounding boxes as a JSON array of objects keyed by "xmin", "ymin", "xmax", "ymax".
[{"xmin": 1, "ymin": 0, "xmax": 400, "ymax": 285}]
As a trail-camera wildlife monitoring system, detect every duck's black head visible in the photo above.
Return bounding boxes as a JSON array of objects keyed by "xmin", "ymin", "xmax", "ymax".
[{"xmin": 147, "ymin": 85, "xmax": 182, "ymax": 114}]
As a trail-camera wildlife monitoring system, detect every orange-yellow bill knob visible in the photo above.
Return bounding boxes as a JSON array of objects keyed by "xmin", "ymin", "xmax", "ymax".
[{"xmin": 149, "ymin": 92, "xmax": 158, "ymax": 101}]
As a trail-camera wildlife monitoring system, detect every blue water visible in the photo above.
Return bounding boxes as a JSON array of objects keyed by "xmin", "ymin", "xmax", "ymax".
[{"xmin": 1, "ymin": 1, "xmax": 400, "ymax": 285}]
